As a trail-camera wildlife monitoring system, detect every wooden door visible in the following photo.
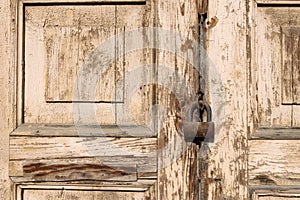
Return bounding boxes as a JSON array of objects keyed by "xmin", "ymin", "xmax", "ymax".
[
  {"xmin": 249, "ymin": 1, "xmax": 300, "ymax": 199},
  {"xmin": 9, "ymin": 1, "xmax": 159, "ymax": 199},
  {"xmin": 4, "ymin": 0, "xmax": 202, "ymax": 199}
]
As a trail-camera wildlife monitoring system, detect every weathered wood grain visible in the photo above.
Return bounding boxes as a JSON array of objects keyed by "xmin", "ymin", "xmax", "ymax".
[
  {"xmin": 10, "ymin": 123, "xmax": 156, "ymax": 138},
  {"xmin": 10, "ymin": 136, "xmax": 156, "ymax": 160},
  {"xmin": 281, "ymin": 27, "xmax": 300, "ymax": 104},
  {"xmin": 204, "ymin": 0, "xmax": 248, "ymax": 198},
  {"xmin": 16, "ymin": 180, "xmax": 157, "ymax": 191},
  {"xmin": 10, "ymin": 156, "xmax": 157, "ymax": 180},
  {"xmin": 248, "ymin": 2, "xmax": 300, "ymax": 200},
  {"xmin": 155, "ymin": 0, "xmax": 200, "ymax": 199},
  {"xmin": 256, "ymin": 0, "xmax": 300, "ymax": 4},
  {"xmin": 0, "ymin": 0, "xmax": 14, "ymax": 198},
  {"xmin": 293, "ymin": 106, "xmax": 300, "ymax": 127},
  {"xmin": 252, "ymin": 128, "xmax": 300, "ymax": 140},
  {"xmin": 23, "ymin": 0, "xmax": 146, "ymax": 2},
  {"xmin": 24, "ymin": 5, "xmax": 151, "ymax": 124},
  {"xmin": 17, "ymin": 182, "xmax": 156, "ymax": 200},
  {"xmin": 16, "ymin": 162, "xmax": 138, "ymax": 182},
  {"xmin": 281, "ymin": 27, "xmax": 295, "ymax": 104},
  {"xmin": 249, "ymin": 139, "xmax": 300, "ymax": 186},
  {"xmin": 251, "ymin": 187, "xmax": 300, "ymax": 200},
  {"xmin": 22, "ymin": 189, "xmax": 144, "ymax": 200},
  {"xmin": 254, "ymin": 7, "xmax": 300, "ymax": 127}
]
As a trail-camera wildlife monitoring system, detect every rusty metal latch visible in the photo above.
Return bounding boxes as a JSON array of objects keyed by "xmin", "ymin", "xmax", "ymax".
[{"xmin": 180, "ymin": 98, "xmax": 214, "ymax": 145}]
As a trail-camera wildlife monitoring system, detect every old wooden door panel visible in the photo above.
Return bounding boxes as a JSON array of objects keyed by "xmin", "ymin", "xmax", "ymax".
[
  {"xmin": 255, "ymin": 6, "xmax": 300, "ymax": 127},
  {"xmin": 23, "ymin": 190, "xmax": 146, "ymax": 200},
  {"xmin": 249, "ymin": 1, "xmax": 300, "ymax": 199},
  {"xmin": 16, "ymin": 183, "xmax": 157, "ymax": 200},
  {"xmin": 9, "ymin": 125, "xmax": 157, "ymax": 182},
  {"xmin": 22, "ymin": 190, "xmax": 149, "ymax": 200},
  {"xmin": 281, "ymin": 27, "xmax": 300, "ymax": 104},
  {"xmin": 24, "ymin": 4, "xmax": 151, "ymax": 125},
  {"xmin": 255, "ymin": 0, "xmax": 299, "ymax": 4},
  {"xmin": 10, "ymin": 2, "xmax": 158, "ymax": 199},
  {"xmin": 249, "ymin": 137, "xmax": 300, "ymax": 185},
  {"xmin": 251, "ymin": 188, "xmax": 300, "ymax": 200}
]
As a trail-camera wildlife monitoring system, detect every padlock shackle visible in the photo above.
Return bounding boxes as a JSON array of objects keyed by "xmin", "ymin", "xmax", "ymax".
[
  {"xmin": 187, "ymin": 101, "xmax": 212, "ymax": 122},
  {"xmin": 188, "ymin": 101, "xmax": 199, "ymax": 122},
  {"xmin": 204, "ymin": 102, "xmax": 212, "ymax": 122}
]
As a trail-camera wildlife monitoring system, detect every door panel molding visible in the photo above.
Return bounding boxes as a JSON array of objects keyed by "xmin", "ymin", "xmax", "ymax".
[
  {"xmin": 22, "ymin": 0, "xmax": 146, "ymax": 3},
  {"xmin": 249, "ymin": 2, "xmax": 300, "ymax": 128},
  {"xmin": 256, "ymin": 0, "xmax": 300, "ymax": 5},
  {"xmin": 250, "ymin": 186, "xmax": 300, "ymax": 200},
  {"xmin": 13, "ymin": 182, "xmax": 157, "ymax": 200}
]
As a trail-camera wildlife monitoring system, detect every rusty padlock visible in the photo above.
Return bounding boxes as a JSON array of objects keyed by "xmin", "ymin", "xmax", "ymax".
[{"xmin": 180, "ymin": 101, "xmax": 214, "ymax": 145}]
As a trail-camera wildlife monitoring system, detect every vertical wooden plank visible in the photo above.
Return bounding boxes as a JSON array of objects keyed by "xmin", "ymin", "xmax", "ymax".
[
  {"xmin": 205, "ymin": 0, "xmax": 248, "ymax": 198},
  {"xmin": 0, "ymin": 0, "xmax": 13, "ymax": 199},
  {"xmin": 156, "ymin": 0, "xmax": 200, "ymax": 199}
]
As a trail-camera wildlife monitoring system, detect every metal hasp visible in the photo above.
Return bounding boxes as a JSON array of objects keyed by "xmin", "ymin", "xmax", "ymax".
[{"xmin": 180, "ymin": 100, "xmax": 214, "ymax": 145}]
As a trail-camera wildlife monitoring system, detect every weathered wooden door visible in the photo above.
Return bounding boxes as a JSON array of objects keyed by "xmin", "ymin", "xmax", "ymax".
[
  {"xmin": 5, "ymin": 0, "xmax": 202, "ymax": 199},
  {"xmin": 249, "ymin": 0, "xmax": 300, "ymax": 199},
  {"xmin": 9, "ymin": 1, "xmax": 159, "ymax": 199}
]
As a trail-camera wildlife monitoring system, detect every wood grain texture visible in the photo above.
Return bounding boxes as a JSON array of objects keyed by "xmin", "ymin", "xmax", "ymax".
[
  {"xmin": 10, "ymin": 136, "xmax": 156, "ymax": 160},
  {"xmin": 256, "ymin": 0, "xmax": 300, "ymax": 4},
  {"xmin": 155, "ymin": 0, "xmax": 200, "ymax": 199},
  {"xmin": 16, "ymin": 180, "xmax": 157, "ymax": 191},
  {"xmin": 293, "ymin": 106, "xmax": 300, "ymax": 127},
  {"xmin": 23, "ymin": 0, "xmax": 146, "ymax": 2},
  {"xmin": 0, "ymin": 0, "xmax": 14, "ymax": 198},
  {"xmin": 252, "ymin": 128, "xmax": 300, "ymax": 140},
  {"xmin": 10, "ymin": 127, "xmax": 157, "ymax": 182},
  {"xmin": 10, "ymin": 156, "xmax": 156, "ymax": 181},
  {"xmin": 248, "ymin": 3, "xmax": 300, "ymax": 200},
  {"xmin": 22, "ymin": 190, "xmax": 145, "ymax": 200},
  {"xmin": 21, "ymin": 163, "xmax": 137, "ymax": 182},
  {"xmin": 11, "ymin": 123, "xmax": 156, "ymax": 138},
  {"xmin": 251, "ymin": 188, "xmax": 300, "ymax": 200},
  {"xmin": 249, "ymin": 140, "xmax": 300, "ymax": 186},
  {"xmin": 18, "ymin": 183, "xmax": 157, "ymax": 200},
  {"xmin": 254, "ymin": 7, "xmax": 300, "ymax": 127},
  {"xmin": 203, "ymin": 0, "xmax": 248, "ymax": 199},
  {"xmin": 24, "ymin": 5, "xmax": 151, "ymax": 125},
  {"xmin": 281, "ymin": 27, "xmax": 300, "ymax": 104}
]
